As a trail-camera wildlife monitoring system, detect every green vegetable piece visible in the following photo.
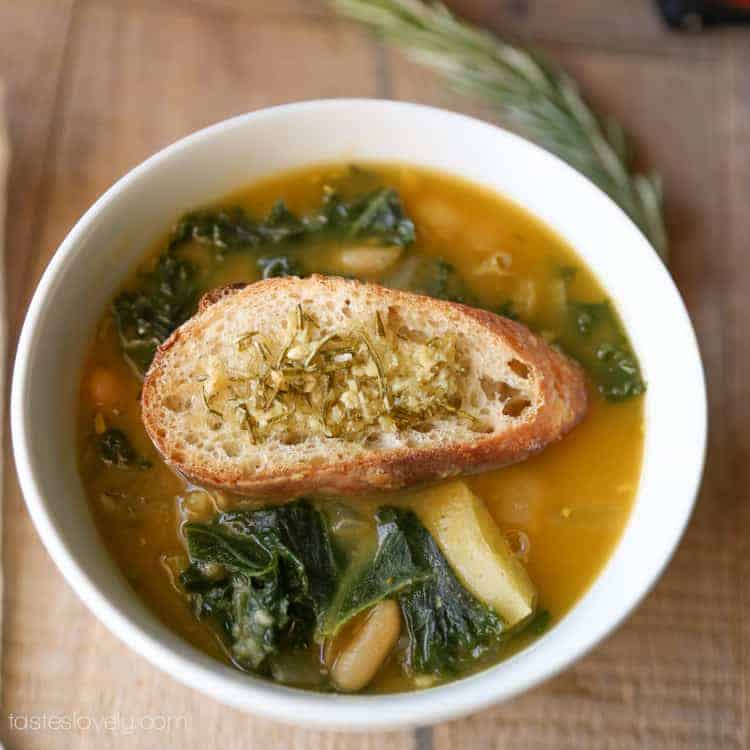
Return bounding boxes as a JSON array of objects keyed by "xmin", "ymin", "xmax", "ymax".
[
  {"xmin": 219, "ymin": 500, "xmax": 338, "ymax": 621},
  {"xmin": 380, "ymin": 507, "xmax": 504, "ymax": 676},
  {"xmin": 320, "ymin": 509, "xmax": 429, "ymax": 638},
  {"xmin": 112, "ymin": 254, "xmax": 196, "ymax": 373},
  {"xmin": 180, "ymin": 500, "xmax": 338, "ymax": 671},
  {"xmin": 181, "ymin": 522, "xmax": 288, "ymax": 669},
  {"xmin": 96, "ymin": 428, "xmax": 151, "ymax": 470},
  {"xmin": 562, "ymin": 301, "xmax": 646, "ymax": 401},
  {"xmin": 173, "ymin": 204, "xmax": 305, "ymax": 251},
  {"xmin": 337, "ymin": 187, "xmax": 416, "ymax": 246},
  {"xmin": 182, "ymin": 524, "xmax": 276, "ymax": 577},
  {"xmin": 261, "ymin": 201, "xmax": 308, "ymax": 244},
  {"xmin": 229, "ymin": 575, "xmax": 291, "ymax": 669},
  {"xmin": 528, "ymin": 608, "xmax": 552, "ymax": 636},
  {"xmin": 170, "ymin": 190, "xmax": 415, "ymax": 256}
]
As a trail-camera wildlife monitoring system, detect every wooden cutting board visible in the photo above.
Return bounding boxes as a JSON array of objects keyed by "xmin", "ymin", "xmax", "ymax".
[{"xmin": 0, "ymin": 2, "xmax": 747, "ymax": 748}]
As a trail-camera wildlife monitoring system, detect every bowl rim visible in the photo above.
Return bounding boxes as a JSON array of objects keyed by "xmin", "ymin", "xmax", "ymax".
[{"xmin": 11, "ymin": 98, "xmax": 707, "ymax": 731}]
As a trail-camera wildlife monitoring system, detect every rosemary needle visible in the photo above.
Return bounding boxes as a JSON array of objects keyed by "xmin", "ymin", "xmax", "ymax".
[{"xmin": 331, "ymin": 0, "xmax": 668, "ymax": 260}]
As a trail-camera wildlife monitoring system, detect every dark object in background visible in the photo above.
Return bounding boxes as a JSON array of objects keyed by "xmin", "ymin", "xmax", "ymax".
[{"xmin": 656, "ymin": 0, "xmax": 750, "ymax": 29}]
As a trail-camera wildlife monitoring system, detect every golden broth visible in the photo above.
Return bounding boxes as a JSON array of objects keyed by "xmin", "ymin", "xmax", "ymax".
[{"xmin": 78, "ymin": 163, "xmax": 644, "ymax": 692}]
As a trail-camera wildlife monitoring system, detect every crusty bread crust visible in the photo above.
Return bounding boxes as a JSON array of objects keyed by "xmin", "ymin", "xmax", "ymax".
[
  {"xmin": 142, "ymin": 276, "xmax": 588, "ymax": 497},
  {"xmin": 197, "ymin": 282, "xmax": 248, "ymax": 312}
]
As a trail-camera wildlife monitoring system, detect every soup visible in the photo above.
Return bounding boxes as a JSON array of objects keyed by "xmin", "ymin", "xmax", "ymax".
[{"xmin": 77, "ymin": 163, "xmax": 644, "ymax": 693}]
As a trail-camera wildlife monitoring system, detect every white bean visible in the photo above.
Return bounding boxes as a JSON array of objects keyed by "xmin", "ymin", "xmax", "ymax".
[
  {"xmin": 89, "ymin": 367, "xmax": 123, "ymax": 408},
  {"xmin": 334, "ymin": 247, "xmax": 401, "ymax": 275},
  {"xmin": 330, "ymin": 600, "xmax": 401, "ymax": 692}
]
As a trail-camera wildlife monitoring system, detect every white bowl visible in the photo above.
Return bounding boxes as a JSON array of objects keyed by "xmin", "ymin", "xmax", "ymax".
[{"xmin": 11, "ymin": 99, "xmax": 706, "ymax": 731}]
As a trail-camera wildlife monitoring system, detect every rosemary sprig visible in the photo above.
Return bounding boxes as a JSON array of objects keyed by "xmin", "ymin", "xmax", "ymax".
[{"xmin": 331, "ymin": 0, "xmax": 668, "ymax": 260}]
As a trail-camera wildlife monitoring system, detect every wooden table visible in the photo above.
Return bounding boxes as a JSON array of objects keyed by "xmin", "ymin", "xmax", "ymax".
[{"xmin": 0, "ymin": 1, "xmax": 747, "ymax": 748}]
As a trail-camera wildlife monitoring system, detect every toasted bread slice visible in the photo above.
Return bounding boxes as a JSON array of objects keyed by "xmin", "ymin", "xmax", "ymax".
[{"xmin": 141, "ymin": 275, "xmax": 587, "ymax": 497}]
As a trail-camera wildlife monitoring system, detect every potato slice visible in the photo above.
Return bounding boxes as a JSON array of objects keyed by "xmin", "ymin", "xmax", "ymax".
[{"xmin": 413, "ymin": 480, "xmax": 536, "ymax": 626}]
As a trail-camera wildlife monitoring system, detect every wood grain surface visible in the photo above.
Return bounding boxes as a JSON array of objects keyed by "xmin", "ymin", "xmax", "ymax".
[{"xmin": 0, "ymin": 1, "xmax": 747, "ymax": 748}]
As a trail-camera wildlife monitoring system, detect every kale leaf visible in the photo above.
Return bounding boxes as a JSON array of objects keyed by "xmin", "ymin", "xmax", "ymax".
[
  {"xmin": 528, "ymin": 608, "xmax": 552, "ymax": 636},
  {"xmin": 169, "ymin": 188, "xmax": 415, "ymax": 256},
  {"xmin": 562, "ymin": 301, "xmax": 646, "ymax": 401},
  {"xmin": 320, "ymin": 508, "xmax": 429, "ymax": 638},
  {"xmin": 180, "ymin": 500, "xmax": 337, "ymax": 670},
  {"xmin": 112, "ymin": 254, "xmax": 196, "ymax": 373},
  {"xmin": 181, "ymin": 523, "xmax": 276, "ymax": 575},
  {"xmin": 380, "ymin": 507, "xmax": 505, "ymax": 676},
  {"xmin": 96, "ymin": 428, "xmax": 151, "ymax": 469},
  {"xmin": 173, "ymin": 201, "xmax": 308, "ymax": 253},
  {"xmin": 217, "ymin": 501, "xmax": 338, "ymax": 622},
  {"xmin": 319, "ymin": 187, "xmax": 415, "ymax": 247}
]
